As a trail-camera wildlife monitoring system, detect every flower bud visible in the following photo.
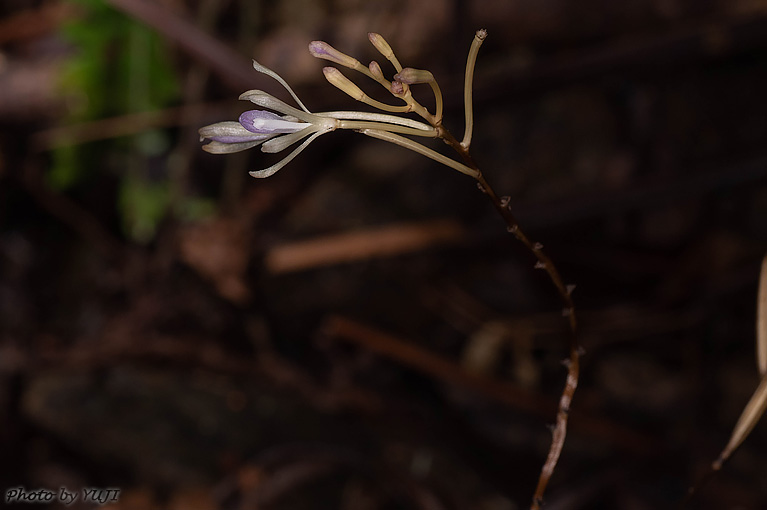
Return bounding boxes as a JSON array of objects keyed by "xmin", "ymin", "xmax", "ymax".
[
  {"xmin": 322, "ymin": 67, "xmax": 365, "ymax": 101},
  {"xmin": 390, "ymin": 80, "xmax": 406, "ymax": 95},
  {"xmin": 368, "ymin": 33, "xmax": 394, "ymax": 59},
  {"xmin": 309, "ymin": 41, "xmax": 361, "ymax": 69},
  {"xmin": 368, "ymin": 61, "xmax": 384, "ymax": 80},
  {"xmin": 393, "ymin": 68, "xmax": 435, "ymax": 85}
]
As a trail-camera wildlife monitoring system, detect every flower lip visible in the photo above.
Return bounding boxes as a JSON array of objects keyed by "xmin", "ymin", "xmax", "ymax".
[{"xmin": 239, "ymin": 110, "xmax": 312, "ymax": 134}]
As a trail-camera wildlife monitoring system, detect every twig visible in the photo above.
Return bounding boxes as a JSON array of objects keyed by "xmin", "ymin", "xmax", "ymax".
[
  {"xmin": 32, "ymin": 102, "xmax": 233, "ymax": 150},
  {"xmin": 411, "ymin": 29, "xmax": 580, "ymax": 506},
  {"xmin": 264, "ymin": 219, "xmax": 465, "ymax": 274},
  {"xmin": 196, "ymin": 28, "xmax": 584, "ymax": 506},
  {"xmin": 686, "ymin": 253, "xmax": 767, "ymax": 504},
  {"xmin": 322, "ymin": 315, "xmax": 650, "ymax": 454},
  {"xmin": 438, "ymin": 126, "xmax": 579, "ymax": 508},
  {"xmin": 106, "ymin": 0, "xmax": 254, "ymax": 90},
  {"xmin": 324, "ymin": 315, "xmax": 551, "ymax": 415}
]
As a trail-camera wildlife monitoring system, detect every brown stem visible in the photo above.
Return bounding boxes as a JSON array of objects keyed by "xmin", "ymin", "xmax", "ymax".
[{"xmin": 438, "ymin": 126, "xmax": 581, "ymax": 509}]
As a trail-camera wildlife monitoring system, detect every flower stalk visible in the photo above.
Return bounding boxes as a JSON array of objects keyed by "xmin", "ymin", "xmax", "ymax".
[
  {"xmin": 199, "ymin": 30, "xmax": 580, "ymax": 509},
  {"xmin": 461, "ymin": 29, "xmax": 487, "ymax": 149}
]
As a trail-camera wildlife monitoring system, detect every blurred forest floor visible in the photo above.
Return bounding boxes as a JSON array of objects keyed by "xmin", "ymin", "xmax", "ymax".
[{"xmin": 2, "ymin": 0, "xmax": 767, "ymax": 509}]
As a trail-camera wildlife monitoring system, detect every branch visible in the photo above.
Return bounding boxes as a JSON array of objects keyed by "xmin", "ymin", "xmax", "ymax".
[{"xmin": 439, "ymin": 125, "xmax": 579, "ymax": 510}]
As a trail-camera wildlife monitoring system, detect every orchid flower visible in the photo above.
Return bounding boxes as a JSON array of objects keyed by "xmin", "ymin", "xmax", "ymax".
[
  {"xmin": 200, "ymin": 35, "xmax": 480, "ymax": 179},
  {"xmin": 199, "ymin": 32, "xmax": 584, "ymax": 509}
]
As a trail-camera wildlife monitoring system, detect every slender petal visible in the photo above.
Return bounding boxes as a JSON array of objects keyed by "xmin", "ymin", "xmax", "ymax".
[
  {"xmin": 261, "ymin": 126, "xmax": 317, "ymax": 153},
  {"xmin": 252, "ymin": 59, "xmax": 311, "ymax": 113},
  {"xmin": 250, "ymin": 130, "xmax": 327, "ymax": 178},
  {"xmin": 239, "ymin": 110, "xmax": 311, "ymax": 134},
  {"xmin": 202, "ymin": 139, "xmax": 266, "ymax": 154},
  {"xmin": 239, "ymin": 90, "xmax": 319, "ymax": 123}
]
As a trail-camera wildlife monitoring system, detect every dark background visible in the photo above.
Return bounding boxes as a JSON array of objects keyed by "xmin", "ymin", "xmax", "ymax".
[{"xmin": 2, "ymin": 0, "xmax": 767, "ymax": 508}]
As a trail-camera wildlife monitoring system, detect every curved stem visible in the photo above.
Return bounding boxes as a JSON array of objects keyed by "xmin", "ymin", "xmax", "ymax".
[
  {"xmin": 359, "ymin": 95, "xmax": 413, "ymax": 113},
  {"xmin": 317, "ymin": 111, "xmax": 434, "ymax": 132},
  {"xmin": 428, "ymin": 81, "xmax": 443, "ymax": 124},
  {"xmin": 405, "ymin": 93, "xmax": 438, "ymax": 125},
  {"xmin": 461, "ymin": 29, "xmax": 487, "ymax": 149},
  {"xmin": 339, "ymin": 120, "xmax": 439, "ymax": 138},
  {"xmin": 359, "ymin": 129, "xmax": 478, "ymax": 177},
  {"xmin": 439, "ymin": 125, "xmax": 580, "ymax": 510}
]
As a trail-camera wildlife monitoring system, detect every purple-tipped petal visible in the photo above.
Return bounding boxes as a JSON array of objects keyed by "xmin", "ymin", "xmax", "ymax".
[
  {"xmin": 239, "ymin": 110, "xmax": 312, "ymax": 134},
  {"xmin": 308, "ymin": 41, "xmax": 332, "ymax": 58}
]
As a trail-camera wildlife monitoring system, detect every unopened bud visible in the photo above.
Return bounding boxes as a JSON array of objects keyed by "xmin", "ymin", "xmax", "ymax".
[
  {"xmin": 323, "ymin": 67, "xmax": 365, "ymax": 101},
  {"xmin": 369, "ymin": 61, "xmax": 384, "ymax": 80},
  {"xmin": 309, "ymin": 41, "xmax": 361, "ymax": 69},
  {"xmin": 368, "ymin": 33, "xmax": 394, "ymax": 58},
  {"xmin": 394, "ymin": 68, "xmax": 435, "ymax": 85},
  {"xmin": 534, "ymin": 261, "xmax": 546, "ymax": 269},
  {"xmin": 390, "ymin": 80, "xmax": 405, "ymax": 95}
]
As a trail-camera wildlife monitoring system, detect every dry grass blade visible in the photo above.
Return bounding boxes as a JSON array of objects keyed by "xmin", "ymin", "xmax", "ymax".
[
  {"xmin": 712, "ymin": 374, "xmax": 767, "ymax": 470},
  {"xmin": 757, "ymin": 254, "xmax": 767, "ymax": 375},
  {"xmin": 687, "ymin": 254, "xmax": 767, "ymax": 502},
  {"xmin": 712, "ymin": 254, "xmax": 767, "ymax": 470}
]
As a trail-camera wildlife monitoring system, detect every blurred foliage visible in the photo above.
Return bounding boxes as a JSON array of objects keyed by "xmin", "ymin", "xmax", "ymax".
[{"xmin": 52, "ymin": 0, "xmax": 184, "ymax": 243}]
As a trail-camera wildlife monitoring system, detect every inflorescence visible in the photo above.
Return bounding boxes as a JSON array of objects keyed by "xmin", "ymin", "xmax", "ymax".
[{"xmin": 199, "ymin": 32, "xmax": 485, "ymax": 179}]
